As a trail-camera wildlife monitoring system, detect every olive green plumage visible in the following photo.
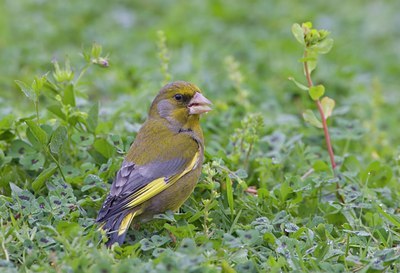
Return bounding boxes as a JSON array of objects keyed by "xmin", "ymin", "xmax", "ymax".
[{"xmin": 96, "ymin": 81, "xmax": 212, "ymax": 246}]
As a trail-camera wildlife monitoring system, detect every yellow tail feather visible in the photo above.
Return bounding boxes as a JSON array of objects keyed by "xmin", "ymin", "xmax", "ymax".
[{"xmin": 118, "ymin": 211, "xmax": 138, "ymax": 236}]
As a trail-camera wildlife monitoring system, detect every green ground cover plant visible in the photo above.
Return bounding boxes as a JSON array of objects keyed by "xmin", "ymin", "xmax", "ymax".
[{"xmin": 1, "ymin": 1, "xmax": 400, "ymax": 272}]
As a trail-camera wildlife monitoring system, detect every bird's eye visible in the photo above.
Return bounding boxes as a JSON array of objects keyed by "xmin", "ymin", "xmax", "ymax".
[{"xmin": 174, "ymin": 94, "xmax": 183, "ymax": 101}]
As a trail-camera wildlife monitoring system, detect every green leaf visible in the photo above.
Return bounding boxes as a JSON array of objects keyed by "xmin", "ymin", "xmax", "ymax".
[
  {"xmin": 0, "ymin": 114, "xmax": 15, "ymax": 141},
  {"xmin": 231, "ymin": 249, "xmax": 248, "ymax": 264},
  {"xmin": 313, "ymin": 160, "xmax": 330, "ymax": 172},
  {"xmin": 225, "ymin": 176, "xmax": 234, "ymax": 217},
  {"xmin": 0, "ymin": 114, "xmax": 15, "ymax": 129},
  {"xmin": 50, "ymin": 126, "xmax": 68, "ymax": 154},
  {"xmin": 150, "ymin": 235, "xmax": 170, "ymax": 248},
  {"xmin": 47, "ymin": 104, "xmax": 67, "ymax": 120},
  {"xmin": 82, "ymin": 174, "xmax": 103, "ymax": 192},
  {"xmin": 91, "ymin": 43, "xmax": 102, "ymax": 58},
  {"xmin": 178, "ymin": 238, "xmax": 197, "ymax": 253},
  {"xmin": 341, "ymin": 155, "xmax": 361, "ymax": 175},
  {"xmin": 26, "ymin": 127, "xmax": 42, "ymax": 150},
  {"xmin": 304, "ymin": 50, "xmax": 318, "ymax": 74},
  {"xmin": 291, "ymin": 23, "xmax": 305, "ymax": 45},
  {"xmin": 56, "ymin": 221, "xmax": 83, "ymax": 239},
  {"xmin": 308, "ymin": 85, "xmax": 325, "ymax": 101},
  {"xmin": 362, "ymin": 161, "xmax": 392, "ymax": 187},
  {"xmin": 279, "ymin": 180, "xmax": 293, "ymax": 201},
  {"xmin": 32, "ymin": 74, "xmax": 47, "ymax": 97},
  {"xmin": 303, "ymin": 109, "xmax": 322, "ymax": 128},
  {"xmin": 62, "ymin": 84, "xmax": 76, "ymax": 106},
  {"xmin": 20, "ymin": 153, "xmax": 45, "ymax": 171},
  {"xmin": 71, "ymin": 132, "xmax": 94, "ymax": 146},
  {"xmin": 288, "ymin": 77, "xmax": 309, "ymax": 91},
  {"xmin": 15, "ymin": 80, "xmax": 36, "ymax": 101},
  {"xmin": 375, "ymin": 205, "xmax": 400, "ymax": 228},
  {"xmin": 321, "ymin": 96, "xmax": 335, "ymax": 119},
  {"xmin": 52, "ymin": 59, "xmax": 74, "ymax": 82},
  {"xmin": 164, "ymin": 223, "xmax": 196, "ymax": 238},
  {"xmin": 299, "ymin": 55, "xmax": 317, "ymax": 63},
  {"xmin": 87, "ymin": 102, "xmax": 99, "ymax": 133},
  {"xmin": 313, "ymin": 37, "xmax": 334, "ymax": 54},
  {"xmin": 32, "ymin": 164, "xmax": 57, "ymax": 193},
  {"xmin": 93, "ymin": 138, "xmax": 116, "ymax": 159},
  {"xmin": 25, "ymin": 120, "xmax": 48, "ymax": 145},
  {"xmin": 234, "ymin": 168, "xmax": 248, "ymax": 179},
  {"xmin": 0, "ymin": 150, "xmax": 11, "ymax": 168},
  {"xmin": 0, "ymin": 130, "xmax": 14, "ymax": 141},
  {"xmin": 9, "ymin": 140, "xmax": 36, "ymax": 158},
  {"xmin": 237, "ymin": 229, "xmax": 260, "ymax": 246},
  {"xmin": 302, "ymin": 21, "xmax": 313, "ymax": 29},
  {"xmin": 140, "ymin": 238, "xmax": 155, "ymax": 251}
]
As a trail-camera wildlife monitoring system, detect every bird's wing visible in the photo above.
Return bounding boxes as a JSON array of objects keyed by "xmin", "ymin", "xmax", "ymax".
[{"xmin": 96, "ymin": 145, "xmax": 200, "ymax": 223}]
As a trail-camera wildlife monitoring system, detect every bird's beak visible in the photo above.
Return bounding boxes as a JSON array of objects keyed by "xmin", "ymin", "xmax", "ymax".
[{"xmin": 188, "ymin": 92, "xmax": 212, "ymax": 115}]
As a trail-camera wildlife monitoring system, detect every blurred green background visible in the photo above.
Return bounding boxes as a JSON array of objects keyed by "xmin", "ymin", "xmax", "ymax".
[
  {"xmin": 2, "ymin": 0, "xmax": 400, "ymax": 108},
  {"xmin": 2, "ymin": 0, "xmax": 400, "ymax": 158}
]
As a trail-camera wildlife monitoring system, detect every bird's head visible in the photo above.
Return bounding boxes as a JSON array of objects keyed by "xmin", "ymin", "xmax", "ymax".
[{"xmin": 149, "ymin": 81, "xmax": 212, "ymax": 130}]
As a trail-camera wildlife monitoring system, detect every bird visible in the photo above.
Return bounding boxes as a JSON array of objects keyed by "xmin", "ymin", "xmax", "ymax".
[{"xmin": 96, "ymin": 81, "xmax": 212, "ymax": 247}]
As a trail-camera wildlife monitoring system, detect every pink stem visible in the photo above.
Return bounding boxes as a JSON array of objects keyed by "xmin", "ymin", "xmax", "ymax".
[{"xmin": 303, "ymin": 51, "xmax": 336, "ymax": 171}]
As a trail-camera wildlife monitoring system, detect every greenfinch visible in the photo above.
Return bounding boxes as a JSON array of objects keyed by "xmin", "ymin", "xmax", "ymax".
[{"xmin": 97, "ymin": 81, "xmax": 212, "ymax": 246}]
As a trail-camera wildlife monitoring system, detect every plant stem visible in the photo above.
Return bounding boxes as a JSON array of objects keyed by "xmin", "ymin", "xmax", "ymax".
[
  {"xmin": 46, "ymin": 147, "xmax": 66, "ymax": 182},
  {"xmin": 303, "ymin": 51, "xmax": 336, "ymax": 171},
  {"xmin": 303, "ymin": 50, "xmax": 343, "ymax": 202},
  {"xmin": 75, "ymin": 63, "xmax": 91, "ymax": 86},
  {"xmin": 35, "ymin": 101, "xmax": 40, "ymax": 124},
  {"xmin": 316, "ymin": 100, "xmax": 336, "ymax": 169},
  {"xmin": 243, "ymin": 142, "xmax": 253, "ymax": 170},
  {"xmin": 1, "ymin": 225, "xmax": 9, "ymax": 261},
  {"xmin": 203, "ymin": 202, "xmax": 209, "ymax": 236}
]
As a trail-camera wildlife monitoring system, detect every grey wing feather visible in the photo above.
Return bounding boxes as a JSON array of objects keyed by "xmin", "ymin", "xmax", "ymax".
[{"xmin": 97, "ymin": 157, "xmax": 186, "ymax": 222}]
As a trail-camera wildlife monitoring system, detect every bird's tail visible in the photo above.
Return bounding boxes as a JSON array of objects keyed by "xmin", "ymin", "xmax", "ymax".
[{"xmin": 98, "ymin": 210, "xmax": 138, "ymax": 247}]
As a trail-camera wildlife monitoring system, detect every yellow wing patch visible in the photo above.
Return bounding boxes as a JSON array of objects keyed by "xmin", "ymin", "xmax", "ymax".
[
  {"xmin": 118, "ymin": 210, "xmax": 139, "ymax": 236},
  {"xmin": 125, "ymin": 151, "xmax": 200, "ymax": 209}
]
